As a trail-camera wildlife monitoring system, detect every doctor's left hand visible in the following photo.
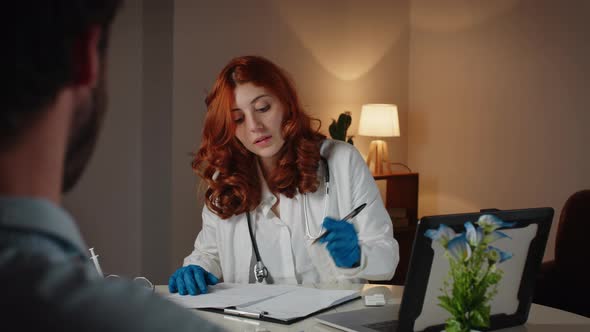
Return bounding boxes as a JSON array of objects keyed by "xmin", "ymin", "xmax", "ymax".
[
  {"xmin": 319, "ymin": 217, "xmax": 361, "ymax": 268},
  {"xmin": 168, "ymin": 265, "xmax": 219, "ymax": 296}
]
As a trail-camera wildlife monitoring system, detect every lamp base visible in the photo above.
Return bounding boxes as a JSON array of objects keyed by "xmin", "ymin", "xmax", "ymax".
[{"xmin": 366, "ymin": 140, "xmax": 391, "ymax": 175}]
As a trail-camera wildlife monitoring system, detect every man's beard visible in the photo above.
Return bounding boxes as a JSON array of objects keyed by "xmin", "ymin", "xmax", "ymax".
[{"xmin": 62, "ymin": 78, "xmax": 107, "ymax": 193}]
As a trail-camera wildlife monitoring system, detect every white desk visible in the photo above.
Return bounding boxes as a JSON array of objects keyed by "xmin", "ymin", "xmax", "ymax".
[{"xmin": 156, "ymin": 284, "xmax": 590, "ymax": 332}]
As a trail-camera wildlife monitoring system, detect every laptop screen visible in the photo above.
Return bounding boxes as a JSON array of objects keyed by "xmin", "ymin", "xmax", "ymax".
[{"xmin": 399, "ymin": 207, "xmax": 553, "ymax": 332}]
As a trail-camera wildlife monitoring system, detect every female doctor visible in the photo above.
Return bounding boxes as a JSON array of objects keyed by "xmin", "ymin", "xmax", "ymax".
[{"xmin": 169, "ymin": 56, "xmax": 399, "ymax": 296}]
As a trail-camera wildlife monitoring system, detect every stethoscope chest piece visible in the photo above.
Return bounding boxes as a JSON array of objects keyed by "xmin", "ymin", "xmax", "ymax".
[
  {"xmin": 247, "ymin": 211, "xmax": 269, "ymax": 283},
  {"xmin": 254, "ymin": 261, "xmax": 268, "ymax": 283}
]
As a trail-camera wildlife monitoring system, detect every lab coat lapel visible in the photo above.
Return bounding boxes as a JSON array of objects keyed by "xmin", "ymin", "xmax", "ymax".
[{"xmin": 234, "ymin": 214, "xmax": 253, "ymax": 283}]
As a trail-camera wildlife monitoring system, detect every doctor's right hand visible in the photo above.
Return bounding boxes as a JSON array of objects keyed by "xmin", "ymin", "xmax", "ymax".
[{"xmin": 168, "ymin": 265, "xmax": 219, "ymax": 296}]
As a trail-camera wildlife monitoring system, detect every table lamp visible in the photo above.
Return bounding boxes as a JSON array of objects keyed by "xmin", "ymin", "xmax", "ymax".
[{"xmin": 358, "ymin": 104, "xmax": 400, "ymax": 175}]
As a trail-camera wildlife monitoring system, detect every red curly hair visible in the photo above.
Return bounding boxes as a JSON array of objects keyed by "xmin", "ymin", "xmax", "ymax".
[{"xmin": 193, "ymin": 55, "xmax": 326, "ymax": 219}]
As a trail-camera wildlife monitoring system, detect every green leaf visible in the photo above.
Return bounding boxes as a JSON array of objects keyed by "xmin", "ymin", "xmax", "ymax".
[
  {"xmin": 469, "ymin": 310, "xmax": 487, "ymax": 328},
  {"xmin": 337, "ymin": 112, "xmax": 352, "ymax": 130},
  {"xmin": 445, "ymin": 318, "xmax": 463, "ymax": 332},
  {"xmin": 330, "ymin": 112, "xmax": 354, "ymax": 141},
  {"xmin": 469, "ymin": 303, "xmax": 490, "ymax": 328},
  {"xmin": 329, "ymin": 119, "xmax": 345, "ymax": 140},
  {"xmin": 438, "ymin": 295, "xmax": 458, "ymax": 316}
]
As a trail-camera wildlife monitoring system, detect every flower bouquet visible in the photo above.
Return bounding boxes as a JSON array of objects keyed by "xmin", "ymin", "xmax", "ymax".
[{"xmin": 425, "ymin": 215, "xmax": 516, "ymax": 332}]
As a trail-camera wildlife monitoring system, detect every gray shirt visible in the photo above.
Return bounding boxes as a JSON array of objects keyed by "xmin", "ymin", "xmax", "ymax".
[{"xmin": 0, "ymin": 197, "xmax": 224, "ymax": 331}]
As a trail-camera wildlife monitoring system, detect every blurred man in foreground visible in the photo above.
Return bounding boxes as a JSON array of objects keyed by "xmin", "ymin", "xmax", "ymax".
[{"xmin": 0, "ymin": 1, "xmax": 223, "ymax": 330}]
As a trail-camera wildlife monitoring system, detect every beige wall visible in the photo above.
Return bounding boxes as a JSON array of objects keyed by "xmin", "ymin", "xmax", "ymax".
[
  {"xmin": 171, "ymin": 0, "xmax": 410, "ymax": 268},
  {"xmin": 64, "ymin": 0, "xmax": 143, "ymax": 277},
  {"xmin": 64, "ymin": 0, "xmax": 176, "ymax": 283},
  {"xmin": 408, "ymin": 0, "xmax": 590, "ymax": 261},
  {"xmin": 141, "ymin": 0, "xmax": 174, "ymax": 284}
]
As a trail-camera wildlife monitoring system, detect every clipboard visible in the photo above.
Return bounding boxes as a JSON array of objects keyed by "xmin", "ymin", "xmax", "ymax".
[{"xmin": 165, "ymin": 283, "xmax": 360, "ymax": 325}]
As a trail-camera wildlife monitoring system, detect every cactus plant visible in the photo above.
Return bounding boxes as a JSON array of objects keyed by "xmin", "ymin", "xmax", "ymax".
[{"xmin": 329, "ymin": 111, "xmax": 354, "ymax": 145}]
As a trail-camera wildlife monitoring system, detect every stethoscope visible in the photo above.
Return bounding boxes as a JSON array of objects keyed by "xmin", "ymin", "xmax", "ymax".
[{"xmin": 246, "ymin": 157, "xmax": 330, "ymax": 283}]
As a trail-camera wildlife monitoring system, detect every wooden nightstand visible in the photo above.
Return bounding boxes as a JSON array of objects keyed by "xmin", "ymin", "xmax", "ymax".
[{"xmin": 372, "ymin": 172, "xmax": 419, "ymax": 285}]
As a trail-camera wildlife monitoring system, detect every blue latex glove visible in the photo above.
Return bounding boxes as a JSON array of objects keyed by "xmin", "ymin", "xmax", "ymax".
[
  {"xmin": 168, "ymin": 265, "xmax": 219, "ymax": 296},
  {"xmin": 319, "ymin": 217, "xmax": 361, "ymax": 268}
]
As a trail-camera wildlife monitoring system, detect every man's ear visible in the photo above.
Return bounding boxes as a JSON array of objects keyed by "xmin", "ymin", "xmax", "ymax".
[{"xmin": 71, "ymin": 25, "xmax": 102, "ymax": 88}]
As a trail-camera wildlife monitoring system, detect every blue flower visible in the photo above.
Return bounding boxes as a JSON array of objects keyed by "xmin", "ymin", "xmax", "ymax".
[
  {"xmin": 447, "ymin": 234, "xmax": 472, "ymax": 261},
  {"xmin": 485, "ymin": 230, "xmax": 511, "ymax": 244},
  {"xmin": 486, "ymin": 246, "xmax": 512, "ymax": 263},
  {"xmin": 465, "ymin": 221, "xmax": 483, "ymax": 246},
  {"xmin": 425, "ymin": 224, "xmax": 457, "ymax": 248},
  {"xmin": 477, "ymin": 214, "xmax": 516, "ymax": 233}
]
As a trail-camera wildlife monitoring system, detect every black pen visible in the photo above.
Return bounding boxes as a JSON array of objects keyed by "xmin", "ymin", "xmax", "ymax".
[{"xmin": 312, "ymin": 203, "xmax": 367, "ymax": 244}]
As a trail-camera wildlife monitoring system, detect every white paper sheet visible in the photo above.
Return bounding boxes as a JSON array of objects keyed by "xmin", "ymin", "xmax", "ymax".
[
  {"xmin": 163, "ymin": 283, "xmax": 359, "ymax": 321},
  {"xmin": 164, "ymin": 283, "xmax": 295, "ymax": 308},
  {"xmin": 240, "ymin": 287, "xmax": 359, "ymax": 320}
]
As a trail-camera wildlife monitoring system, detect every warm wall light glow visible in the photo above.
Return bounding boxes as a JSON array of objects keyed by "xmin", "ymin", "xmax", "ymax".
[
  {"xmin": 273, "ymin": 0, "xmax": 404, "ymax": 80},
  {"xmin": 358, "ymin": 104, "xmax": 400, "ymax": 137},
  {"xmin": 411, "ymin": 0, "xmax": 519, "ymax": 32}
]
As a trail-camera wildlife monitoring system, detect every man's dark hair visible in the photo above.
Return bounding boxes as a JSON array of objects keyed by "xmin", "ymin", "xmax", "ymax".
[{"xmin": 1, "ymin": 0, "xmax": 123, "ymax": 144}]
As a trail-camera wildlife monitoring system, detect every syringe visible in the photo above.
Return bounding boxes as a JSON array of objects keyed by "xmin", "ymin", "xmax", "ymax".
[{"xmin": 88, "ymin": 247, "xmax": 104, "ymax": 277}]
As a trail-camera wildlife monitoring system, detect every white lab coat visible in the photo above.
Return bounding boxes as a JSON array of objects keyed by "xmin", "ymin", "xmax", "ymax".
[{"xmin": 184, "ymin": 139, "xmax": 399, "ymax": 284}]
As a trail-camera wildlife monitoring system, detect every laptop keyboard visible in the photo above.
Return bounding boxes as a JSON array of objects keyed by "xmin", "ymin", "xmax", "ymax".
[{"xmin": 363, "ymin": 320, "xmax": 399, "ymax": 332}]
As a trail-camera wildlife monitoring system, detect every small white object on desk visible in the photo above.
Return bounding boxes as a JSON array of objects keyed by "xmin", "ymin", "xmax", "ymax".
[
  {"xmin": 88, "ymin": 247, "xmax": 104, "ymax": 277},
  {"xmin": 364, "ymin": 294, "xmax": 386, "ymax": 307}
]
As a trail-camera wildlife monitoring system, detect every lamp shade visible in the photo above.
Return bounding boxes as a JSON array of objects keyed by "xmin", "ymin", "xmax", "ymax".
[{"xmin": 358, "ymin": 104, "xmax": 400, "ymax": 137}]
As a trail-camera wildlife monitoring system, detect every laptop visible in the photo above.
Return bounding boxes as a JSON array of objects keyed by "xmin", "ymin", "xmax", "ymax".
[{"xmin": 315, "ymin": 207, "xmax": 554, "ymax": 332}]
